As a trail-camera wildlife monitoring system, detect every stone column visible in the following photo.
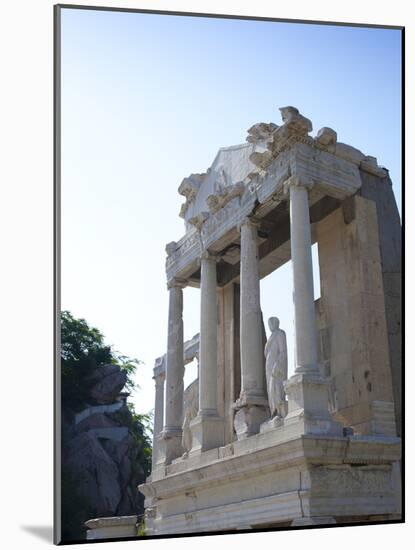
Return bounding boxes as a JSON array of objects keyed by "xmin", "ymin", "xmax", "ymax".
[
  {"xmin": 151, "ymin": 358, "xmax": 165, "ymax": 471},
  {"xmin": 190, "ymin": 252, "xmax": 224, "ymax": 453},
  {"xmin": 283, "ymin": 177, "xmax": 341, "ymax": 436},
  {"xmin": 233, "ymin": 217, "xmax": 269, "ymax": 439},
  {"xmin": 289, "ymin": 178, "xmax": 319, "ymax": 374},
  {"xmin": 159, "ymin": 278, "xmax": 186, "ymax": 464}
]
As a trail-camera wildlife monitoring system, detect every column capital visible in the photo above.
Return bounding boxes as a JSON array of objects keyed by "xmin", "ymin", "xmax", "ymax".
[
  {"xmin": 283, "ymin": 175, "xmax": 314, "ymax": 195},
  {"xmin": 167, "ymin": 277, "xmax": 187, "ymax": 290},
  {"xmin": 153, "ymin": 369, "xmax": 166, "ymax": 385},
  {"xmin": 200, "ymin": 250, "xmax": 219, "ymax": 262},
  {"xmin": 237, "ymin": 215, "xmax": 261, "ymax": 232},
  {"xmin": 153, "ymin": 357, "xmax": 166, "ymax": 382}
]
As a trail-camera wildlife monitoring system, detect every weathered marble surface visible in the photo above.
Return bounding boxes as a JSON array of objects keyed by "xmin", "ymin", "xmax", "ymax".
[
  {"xmin": 182, "ymin": 378, "xmax": 198, "ymax": 455},
  {"xmin": 233, "ymin": 218, "xmax": 269, "ymax": 439},
  {"xmin": 142, "ymin": 106, "xmax": 401, "ymax": 535},
  {"xmin": 140, "ymin": 432, "xmax": 400, "ymax": 534},
  {"xmin": 166, "ymin": 106, "xmax": 385, "ymax": 285},
  {"xmin": 85, "ymin": 516, "xmax": 137, "ymax": 540},
  {"xmin": 315, "ymin": 195, "xmax": 397, "ymax": 435},
  {"xmin": 264, "ymin": 317, "xmax": 287, "ymax": 418}
]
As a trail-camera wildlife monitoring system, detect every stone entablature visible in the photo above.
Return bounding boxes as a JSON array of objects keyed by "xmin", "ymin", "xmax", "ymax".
[{"xmin": 166, "ymin": 107, "xmax": 387, "ymax": 285}]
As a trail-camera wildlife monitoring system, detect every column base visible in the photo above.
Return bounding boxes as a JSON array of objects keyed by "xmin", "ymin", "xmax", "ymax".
[
  {"xmin": 284, "ymin": 373, "xmax": 343, "ymax": 436},
  {"xmin": 291, "ymin": 516, "xmax": 336, "ymax": 526},
  {"xmin": 189, "ymin": 413, "xmax": 225, "ymax": 454},
  {"xmin": 233, "ymin": 397, "xmax": 270, "ymax": 440},
  {"xmin": 157, "ymin": 428, "xmax": 183, "ymax": 465}
]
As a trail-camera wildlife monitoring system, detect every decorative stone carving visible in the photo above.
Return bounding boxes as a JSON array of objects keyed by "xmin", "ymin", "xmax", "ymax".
[
  {"xmin": 206, "ymin": 182, "xmax": 245, "ymax": 214},
  {"xmin": 246, "ymin": 122, "xmax": 278, "ymax": 144},
  {"xmin": 315, "ymin": 127, "xmax": 337, "ymax": 149},
  {"xmin": 178, "ymin": 173, "xmax": 205, "ymax": 200},
  {"xmin": 249, "ymin": 150, "xmax": 274, "ymax": 171},
  {"xmin": 264, "ymin": 317, "xmax": 288, "ymax": 418},
  {"xmin": 267, "ymin": 106, "xmax": 312, "ymax": 154},
  {"xmin": 247, "ymin": 107, "xmax": 312, "ymax": 177},
  {"xmin": 280, "ymin": 106, "xmax": 312, "ymax": 133},
  {"xmin": 178, "ymin": 173, "xmax": 207, "ymax": 219},
  {"xmin": 165, "ymin": 241, "xmax": 178, "ymax": 256},
  {"xmin": 188, "ymin": 211, "xmax": 209, "ymax": 230}
]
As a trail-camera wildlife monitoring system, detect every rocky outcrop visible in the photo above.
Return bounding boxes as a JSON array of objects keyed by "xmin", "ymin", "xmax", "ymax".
[
  {"xmin": 87, "ymin": 364, "xmax": 127, "ymax": 405},
  {"xmin": 64, "ymin": 431, "xmax": 122, "ymax": 517},
  {"xmin": 62, "ymin": 364, "xmax": 150, "ymax": 531}
]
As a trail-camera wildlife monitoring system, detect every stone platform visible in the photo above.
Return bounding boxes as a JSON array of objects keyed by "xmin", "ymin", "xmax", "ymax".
[{"xmin": 140, "ymin": 429, "xmax": 401, "ymax": 534}]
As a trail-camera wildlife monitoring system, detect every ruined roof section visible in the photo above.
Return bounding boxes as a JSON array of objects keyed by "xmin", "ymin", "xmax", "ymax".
[{"xmin": 176, "ymin": 106, "xmax": 387, "ymax": 235}]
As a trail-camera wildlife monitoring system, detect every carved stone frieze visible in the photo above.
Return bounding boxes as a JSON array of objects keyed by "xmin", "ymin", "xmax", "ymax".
[
  {"xmin": 165, "ymin": 241, "xmax": 178, "ymax": 256},
  {"xmin": 178, "ymin": 173, "xmax": 207, "ymax": 219},
  {"xmin": 246, "ymin": 122, "xmax": 278, "ymax": 144},
  {"xmin": 206, "ymin": 182, "xmax": 245, "ymax": 214},
  {"xmin": 315, "ymin": 127, "xmax": 337, "ymax": 149},
  {"xmin": 165, "ymin": 106, "xmax": 390, "ymax": 280},
  {"xmin": 165, "ymin": 228, "xmax": 202, "ymax": 280},
  {"xmin": 267, "ymin": 106, "xmax": 313, "ymax": 155},
  {"xmin": 188, "ymin": 212, "xmax": 209, "ymax": 230}
]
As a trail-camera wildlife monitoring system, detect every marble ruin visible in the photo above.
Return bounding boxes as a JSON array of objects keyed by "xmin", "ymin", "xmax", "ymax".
[{"xmin": 139, "ymin": 106, "xmax": 402, "ymax": 533}]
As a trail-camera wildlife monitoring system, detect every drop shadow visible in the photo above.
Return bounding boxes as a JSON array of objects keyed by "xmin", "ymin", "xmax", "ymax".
[{"xmin": 21, "ymin": 525, "xmax": 53, "ymax": 543}]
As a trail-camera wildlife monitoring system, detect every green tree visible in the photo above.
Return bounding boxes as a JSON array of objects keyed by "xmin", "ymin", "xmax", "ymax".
[
  {"xmin": 61, "ymin": 310, "xmax": 140, "ymax": 412},
  {"xmin": 60, "ymin": 311, "xmax": 152, "ymax": 541}
]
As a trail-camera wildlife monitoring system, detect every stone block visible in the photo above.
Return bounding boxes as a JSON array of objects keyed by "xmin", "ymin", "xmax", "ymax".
[
  {"xmin": 189, "ymin": 414, "xmax": 225, "ymax": 453},
  {"xmin": 234, "ymin": 404, "xmax": 269, "ymax": 439}
]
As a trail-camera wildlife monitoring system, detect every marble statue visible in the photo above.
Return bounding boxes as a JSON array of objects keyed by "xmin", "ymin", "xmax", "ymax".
[
  {"xmin": 181, "ymin": 378, "xmax": 199, "ymax": 456},
  {"xmin": 264, "ymin": 317, "xmax": 288, "ymax": 418}
]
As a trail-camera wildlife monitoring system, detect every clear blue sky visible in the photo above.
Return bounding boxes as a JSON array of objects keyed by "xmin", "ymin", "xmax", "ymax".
[{"xmin": 61, "ymin": 8, "xmax": 402, "ymax": 414}]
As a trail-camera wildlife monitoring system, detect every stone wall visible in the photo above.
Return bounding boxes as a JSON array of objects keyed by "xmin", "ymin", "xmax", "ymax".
[
  {"xmin": 359, "ymin": 172, "xmax": 402, "ymax": 436},
  {"xmin": 316, "ymin": 195, "xmax": 396, "ymax": 434}
]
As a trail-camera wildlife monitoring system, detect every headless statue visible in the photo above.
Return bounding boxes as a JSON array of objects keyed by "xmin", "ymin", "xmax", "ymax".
[{"xmin": 264, "ymin": 317, "xmax": 288, "ymax": 418}]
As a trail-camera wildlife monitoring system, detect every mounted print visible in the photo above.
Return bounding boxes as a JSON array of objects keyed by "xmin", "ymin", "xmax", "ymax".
[{"xmin": 54, "ymin": 4, "xmax": 403, "ymax": 544}]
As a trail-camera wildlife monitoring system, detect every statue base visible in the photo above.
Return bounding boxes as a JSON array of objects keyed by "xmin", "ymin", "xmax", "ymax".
[
  {"xmin": 283, "ymin": 372, "xmax": 343, "ymax": 436},
  {"xmin": 233, "ymin": 395, "xmax": 270, "ymax": 439},
  {"xmin": 156, "ymin": 428, "xmax": 183, "ymax": 466},
  {"xmin": 189, "ymin": 412, "xmax": 225, "ymax": 454}
]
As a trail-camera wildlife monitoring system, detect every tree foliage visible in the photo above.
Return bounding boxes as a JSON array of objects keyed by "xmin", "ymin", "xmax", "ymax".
[
  {"xmin": 60, "ymin": 311, "xmax": 152, "ymax": 541},
  {"xmin": 61, "ymin": 310, "xmax": 140, "ymax": 412}
]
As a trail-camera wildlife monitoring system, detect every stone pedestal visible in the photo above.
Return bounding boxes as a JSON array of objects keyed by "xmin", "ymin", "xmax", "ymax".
[
  {"xmin": 189, "ymin": 413, "xmax": 225, "ymax": 454},
  {"xmin": 284, "ymin": 373, "xmax": 342, "ymax": 436},
  {"xmin": 156, "ymin": 429, "xmax": 183, "ymax": 467},
  {"xmin": 234, "ymin": 398, "xmax": 270, "ymax": 439}
]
